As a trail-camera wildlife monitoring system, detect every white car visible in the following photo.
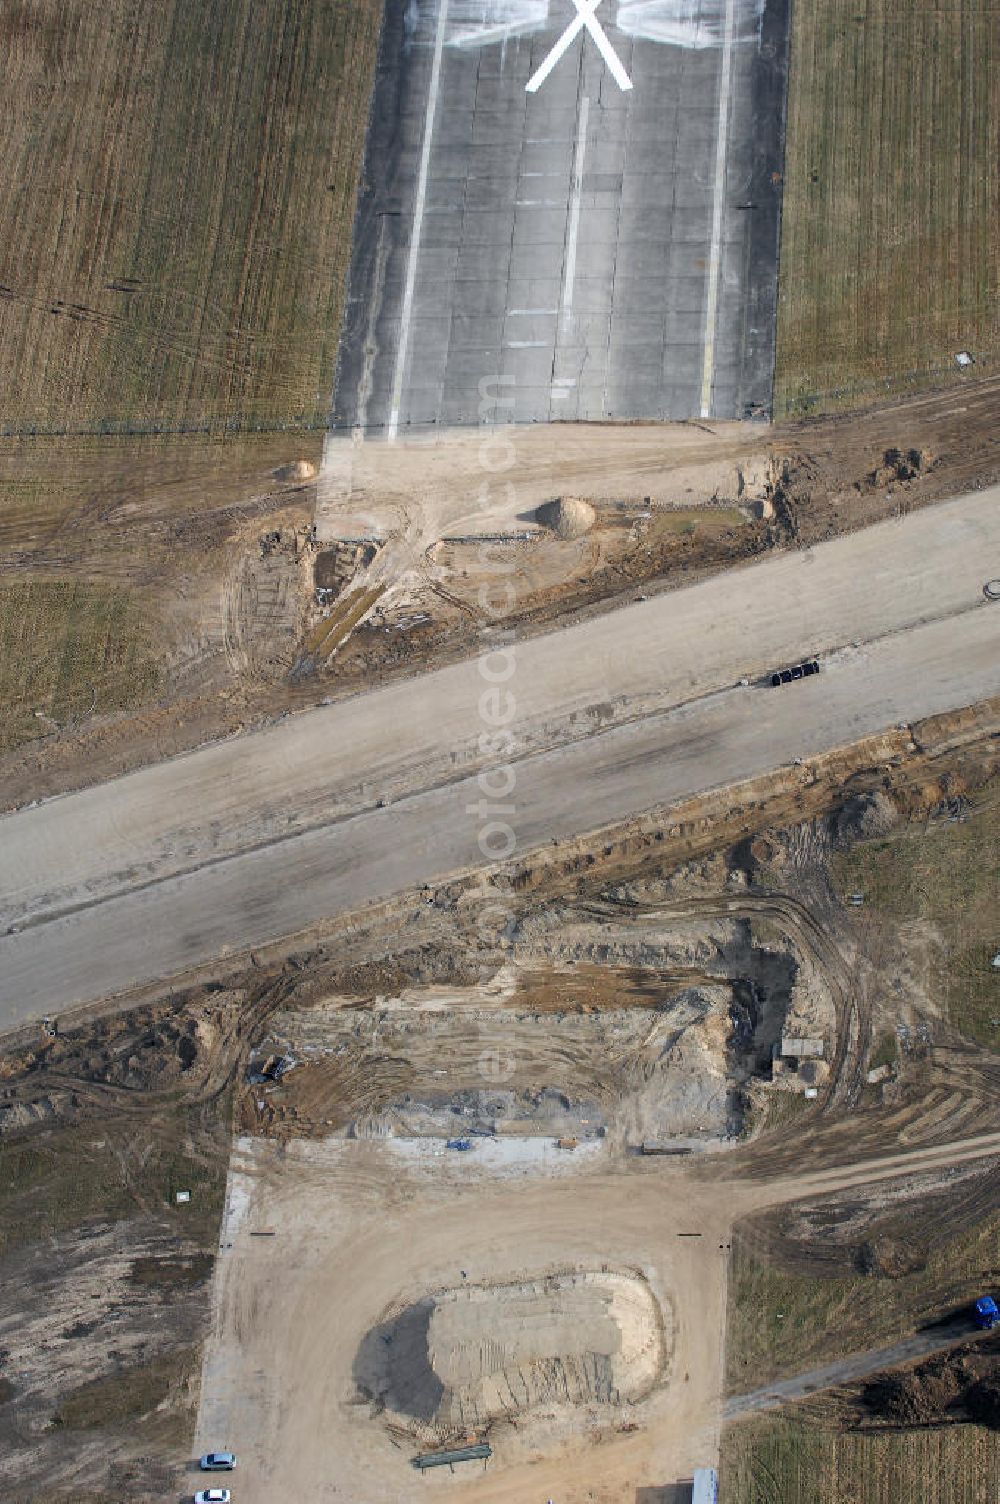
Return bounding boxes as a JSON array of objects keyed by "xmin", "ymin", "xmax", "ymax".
[
  {"xmin": 195, "ymin": 1491, "xmax": 231, "ymax": 1504},
  {"xmin": 199, "ymin": 1453, "xmax": 236, "ymax": 1471}
]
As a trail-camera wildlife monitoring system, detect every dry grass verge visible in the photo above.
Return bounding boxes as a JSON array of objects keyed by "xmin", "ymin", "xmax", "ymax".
[
  {"xmin": 726, "ymin": 1204, "xmax": 1000, "ymax": 1394},
  {"xmin": 51, "ymin": 1348, "xmax": 197, "ymax": 1432},
  {"xmin": 0, "ymin": 1105, "xmax": 228, "ymax": 1258},
  {"xmin": 721, "ymin": 1412, "xmax": 1000, "ymax": 1504},
  {"xmin": 832, "ymin": 776, "xmax": 1000, "ymax": 1046}
]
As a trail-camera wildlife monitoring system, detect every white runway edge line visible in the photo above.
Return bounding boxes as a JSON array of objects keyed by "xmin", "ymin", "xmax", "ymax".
[
  {"xmin": 699, "ymin": 0, "xmax": 737, "ymax": 419},
  {"xmin": 386, "ymin": 0, "xmax": 450, "ymax": 442},
  {"xmin": 561, "ymin": 93, "xmax": 590, "ymax": 317}
]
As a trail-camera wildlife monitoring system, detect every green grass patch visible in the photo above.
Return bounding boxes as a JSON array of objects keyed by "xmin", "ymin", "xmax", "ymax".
[
  {"xmin": 128, "ymin": 1252, "xmax": 214, "ymax": 1289},
  {"xmin": 0, "ymin": 1103, "xmax": 229, "ymax": 1257},
  {"xmin": 776, "ymin": 0, "xmax": 1000, "ymax": 415},
  {"xmin": 652, "ymin": 507, "xmax": 747, "ymax": 538},
  {"xmin": 869, "ymin": 1031, "xmax": 898, "ymax": 1072},
  {"xmin": 52, "ymin": 1348, "xmax": 196, "ymax": 1431},
  {"xmin": 0, "ymin": 579, "xmax": 160, "ymax": 755},
  {"xmin": 832, "ymin": 782, "xmax": 1000, "ymax": 1044},
  {"xmin": 721, "ymin": 1414, "xmax": 1000, "ymax": 1504}
]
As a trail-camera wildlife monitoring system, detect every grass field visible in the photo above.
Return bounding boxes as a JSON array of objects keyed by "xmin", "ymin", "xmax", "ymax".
[
  {"xmin": 727, "ymin": 1206, "xmax": 1000, "ymax": 1392},
  {"xmin": 0, "ymin": 430, "xmax": 323, "ymax": 764},
  {"xmin": 0, "ymin": 0, "xmax": 382, "ymax": 434},
  {"xmin": 651, "ymin": 506, "xmax": 748, "ymax": 538},
  {"xmin": 0, "ymin": 1107, "xmax": 228, "ymax": 1258},
  {"xmin": 0, "ymin": 580, "xmax": 159, "ymax": 756},
  {"xmin": 0, "ymin": 0, "xmax": 379, "ymax": 755},
  {"xmin": 832, "ymin": 779, "xmax": 1000, "ymax": 1045},
  {"xmin": 722, "ymin": 1413, "xmax": 1000, "ymax": 1504},
  {"xmin": 776, "ymin": 0, "xmax": 1000, "ymax": 415}
]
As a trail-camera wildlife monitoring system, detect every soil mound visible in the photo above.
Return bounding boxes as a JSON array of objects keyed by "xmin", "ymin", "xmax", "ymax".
[
  {"xmin": 832, "ymin": 790, "xmax": 899, "ymax": 845},
  {"xmin": 868, "ymin": 447, "xmax": 935, "ymax": 486},
  {"xmin": 275, "ymin": 459, "xmax": 317, "ymax": 482},
  {"xmin": 863, "ymin": 1355, "xmax": 968, "ymax": 1424},
  {"xmin": 967, "ymin": 1377, "xmax": 1000, "ymax": 1428},
  {"xmin": 355, "ymin": 1269, "xmax": 668, "ymax": 1438},
  {"xmin": 857, "ymin": 1235, "xmax": 926, "ymax": 1279},
  {"xmin": 536, "ymin": 496, "xmax": 596, "ymax": 539}
]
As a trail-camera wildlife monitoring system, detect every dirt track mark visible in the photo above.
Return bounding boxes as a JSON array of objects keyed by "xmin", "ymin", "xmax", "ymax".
[
  {"xmin": 725, "ymin": 1320, "xmax": 979, "ymax": 1418},
  {"xmin": 753, "ymin": 1130, "xmax": 1000, "ymax": 1206}
]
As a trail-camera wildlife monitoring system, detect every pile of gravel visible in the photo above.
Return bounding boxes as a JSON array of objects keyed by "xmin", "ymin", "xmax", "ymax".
[
  {"xmin": 832, "ymin": 791, "xmax": 899, "ymax": 845},
  {"xmin": 536, "ymin": 496, "xmax": 596, "ymax": 540}
]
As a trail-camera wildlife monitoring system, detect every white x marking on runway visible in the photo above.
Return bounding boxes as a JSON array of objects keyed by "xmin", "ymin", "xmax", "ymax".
[{"xmin": 526, "ymin": 0, "xmax": 633, "ymax": 93}]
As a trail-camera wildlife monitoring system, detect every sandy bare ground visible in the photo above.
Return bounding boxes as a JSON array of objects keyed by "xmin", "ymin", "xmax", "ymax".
[
  {"xmin": 316, "ymin": 421, "xmax": 766, "ymax": 541},
  {"xmin": 193, "ymin": 1132, "xmax": 1000, "ymax": 1503},
  {"xmin": 195, "ymin": 1139, "xmax": 731, "ymax": 1504}
]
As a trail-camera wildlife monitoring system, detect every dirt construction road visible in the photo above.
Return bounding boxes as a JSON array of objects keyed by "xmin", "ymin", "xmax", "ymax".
[
  {"xmin": 315, "ymin": 421, "xmax": 760, "ymax": 539},
  {"xmin": 725, "ymin": 1323, "xmax": 979, "ymax": 1419},
  {"xmin": 196, "ymin": 1139, "xmax": 731, "ymax": 1504},
  {"xmin": 193, "ymin": 1133, "xmax": 1000, "ymax": 1504},
  {"xmin": 1, "ymin": 488, "xmax": 998, "ymax": 1021}
]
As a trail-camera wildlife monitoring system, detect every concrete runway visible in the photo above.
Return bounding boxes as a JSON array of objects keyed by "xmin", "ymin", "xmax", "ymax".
[
  {"xmin": 332, "ymin": 0, "xmax": 789, "ymax": 432},
  {"xmin": 1, "ymin": 490, "xmax": 998, "ymax": 1024}
]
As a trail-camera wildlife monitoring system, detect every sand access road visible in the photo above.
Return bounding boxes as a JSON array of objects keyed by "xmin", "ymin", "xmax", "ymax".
[
  {"xmin": 0, "ymin": 487, "xmax": 998, "ymax": 1023},
  {"xmin": 193, "ymin": 1132, "xmax": 1000, "ymax": 1504}
]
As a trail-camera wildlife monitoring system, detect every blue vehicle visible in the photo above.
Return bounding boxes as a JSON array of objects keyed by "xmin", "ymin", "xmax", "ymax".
[
  {"xmin": 974, "ymin": 1296, "xmax": 999, "ymax": 1329},
  {"xmin": 445, "ymin": 1138, "xmax": 472, "ymax": 1151}
]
